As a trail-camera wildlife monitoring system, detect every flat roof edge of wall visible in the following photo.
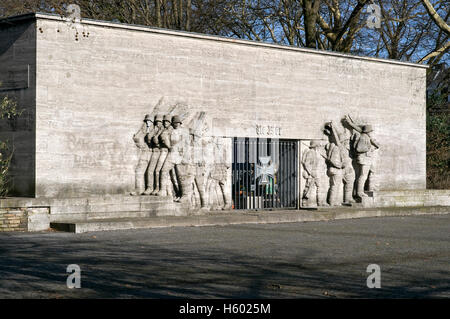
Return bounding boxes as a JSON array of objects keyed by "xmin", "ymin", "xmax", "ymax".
[{"xmin": 1, "ymin": 12, "xmax": 429, "ymax": 70}]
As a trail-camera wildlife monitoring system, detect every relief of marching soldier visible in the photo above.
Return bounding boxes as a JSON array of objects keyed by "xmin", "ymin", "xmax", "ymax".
[
  {"xmin": 343, "ymin": 114, "xmax": 380, "ymax": 199},
  {"xmin": 131, "ymin": 103, "xmax": 232, "ymax": 211},
  {"xmin": 301, "ymin": 140, "xmax": 328, "ymax": 207},
  {"xmin": 130, "ymin": 114, "xmax": 154, "ymax": 196},
  {"xmin": 324, "ymin": 121, "xmax": 355, "ymax": 206}
]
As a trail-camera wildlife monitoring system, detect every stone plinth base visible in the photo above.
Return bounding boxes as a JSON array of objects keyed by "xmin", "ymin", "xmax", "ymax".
[{"xmin": 1, "ymin": 189, "xmax": 449, "ymax": 232}]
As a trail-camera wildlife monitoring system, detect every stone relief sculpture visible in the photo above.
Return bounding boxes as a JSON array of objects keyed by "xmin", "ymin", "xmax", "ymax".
[
  {"xmin": 207, "ymin": 137, "xmax": 232, "ymax": 210},
  {"xmin": 324, "ymin": 121, "xmax": 356, "ymax": 205},
  {"xmin": 154, "ymin": 115, "xmax": 175, "ymax": 196},
  {"xmin": 132, "ymin": 103, "xmax": 230, "ymax": 211},
  {"xmin": 301, "ymin": 140, "xmax": 328, "ymax": 207},
  {"xmin": 144, "ymin": 114, "xmax": 164, "ymax": 195},
  {"xmin": 130, "ymin": 114, "xmax": 153, "ymax": 196},
  {"xmin": 315, "ymin": 115, "xmax": 379, "ymax": 206},
  {"xmin": 344, "ymin": 115, "xmax": 380, "ymax": 198},
  {"xmin": 132, "ymin": 104, "xmax": 380, "ymax": 210},
  {"xmin": 300, "ymin": 115, "xmax": 380, "ymax": 208}
]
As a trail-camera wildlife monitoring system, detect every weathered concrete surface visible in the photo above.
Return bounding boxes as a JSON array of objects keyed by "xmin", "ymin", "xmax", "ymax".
[
  {"xmin": 367, "ymin": 189, "xmax": 450, "ymax": 207},
  {"xmin": 0, "ymin": 214, "xmax": 449, "ymax": 298},
  {"xmin": 0, "ymin": 13, "xmax": 428, "ymax": 198},
  {"xmin": 49, "ymin": 205, "xmax": 450, "ymax": 233},
  {"xmin": 1, "ymin": 189, "xmax": 448, "ymax": 231},
  {"xmin": 0, "ymin": 17, "xmax": 36, "ymax": 196}
]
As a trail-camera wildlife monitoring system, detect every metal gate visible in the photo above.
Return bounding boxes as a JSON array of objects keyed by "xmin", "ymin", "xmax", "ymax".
[{"xmin": 232, "ymin": 138, "xmax": 298, "ymax": 210}]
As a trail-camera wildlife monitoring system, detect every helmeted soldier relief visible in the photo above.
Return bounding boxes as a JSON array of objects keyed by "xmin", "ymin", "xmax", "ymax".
[
  {"xmin": 302, "ymin": 140, "xmax": 328, "ymax": 207},
  {"xmin": 191, "ymin": 113, "xmax": 212, "ymax": 209},
  {"xmin": 157, "ymin": 115, "xmax": 187, "ymax": 198},
  {"xmin": 171, "ymin": 116, "xmax": 195, "ymax": 204},
  {"xmin": 153, "ymin": 115, "xmax": 173, "ymax": 195},
  {"xmin": 325, "ymin": 122, "xmax": 344, "ymax": 206},
  {"xmin": 339, "ymin": 132, "xmax": 356, "ymax": 205},
  {"xmin": 131, "ymin": 114, "xmax": 153, "ymax": 196},
  {"xmin": 207, "ymin": 137, "xmax": 232, "ymax": 209},
  {"xmin": 143, "ymin": 114, "xmax": 164, "ymax": 195},
  {"xmin": 325, "ymin": 121, "xmax": 355, "ymax": 205},
  {"xmin": 344, "ymin": 115, "xmax": 380, "ymax": 198}
]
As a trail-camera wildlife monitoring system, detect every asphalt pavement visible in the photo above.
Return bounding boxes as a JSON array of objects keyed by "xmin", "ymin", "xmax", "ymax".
[{"xmin": 0, "ymin": 214, "xmax": 449, "ymax": 298}]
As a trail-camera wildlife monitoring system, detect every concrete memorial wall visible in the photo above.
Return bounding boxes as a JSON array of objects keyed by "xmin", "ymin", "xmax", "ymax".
[{"xmin": 1, "ymin": 13, "xmax": 427, "ymax": 209}]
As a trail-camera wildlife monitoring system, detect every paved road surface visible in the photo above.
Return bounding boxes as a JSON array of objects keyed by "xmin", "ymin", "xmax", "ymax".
[{"xmin": 0, "ymin": 214, "xmax": 449, "ymax": 298}]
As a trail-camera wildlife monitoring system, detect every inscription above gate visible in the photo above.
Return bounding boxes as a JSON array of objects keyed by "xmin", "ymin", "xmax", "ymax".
[{"xmin": 256, "ymin": 124, "xmax": 282, "ymax": 136}]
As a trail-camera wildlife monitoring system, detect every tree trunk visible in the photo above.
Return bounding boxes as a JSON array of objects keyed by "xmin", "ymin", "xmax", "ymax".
[
  {"xmin": 155, "ymin": 0, "xmax": 161, "ymax": 27},
  {"xmin": 302, "ymin": 0, "xmax": 322, "ymax": 48}
]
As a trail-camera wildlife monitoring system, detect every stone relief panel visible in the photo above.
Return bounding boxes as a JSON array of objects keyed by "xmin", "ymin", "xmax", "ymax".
[
  {"xmin": 131, "ymin": 98, "xmax": 380, "ymax": 210},
  {"xmin": 301, "ymin": 114, "xmax": 380, "ymax": 208},
  {"xmin": 131, "ymin": 99, "xmax": 231, "ymax": 211}
]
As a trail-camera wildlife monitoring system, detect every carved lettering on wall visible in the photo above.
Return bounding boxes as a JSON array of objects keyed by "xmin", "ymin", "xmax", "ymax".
[{"xmin": 256, "ymin": 124, "xmax": 281, "ymax": 136}]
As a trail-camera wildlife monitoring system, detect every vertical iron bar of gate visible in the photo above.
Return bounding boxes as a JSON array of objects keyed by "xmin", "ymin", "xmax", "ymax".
[
  {"xmin": 233, "ymin": 138, "xmax": 236, "ymax": 209},
  {"xmin": 263, "ymin": 138, "xmax": 266, "ymax": 209},
  {"xmin": 290, "ymin": 141, "xmax": 294, "ymax": 207},
  {"xmin": 260, "ymin": 138, "xmax": 264, "ymax": 209},
  {"xmin": 250, "ymin": 139, "xmax": 253, "ymax": 209},
  {"xmin": 287, "ymin": 141, "xmax": 290, "ymax": 207},
  {"xmin": 255, "ymin": 138, "xmax": 258, "ymax": 209},
  {"xmin": 284, "ymin": 141, "xmax": 287, "ymax": 207},
  {"xmin": 278, "ymin": 141, "xmax": 284, "ymax": 207},
  {"xmin": 287, "ymin": 141, "xmax": 289, "ymax": 207},
  {"xmin": 271, "ymin": 139, "xmax": 274, "ymax": 209},
  {"xmin": 295, "ymin": 141, "xmax": 298, "ymax": 207},
  {"xmin": 232, "ymin": 138, "xmax": 235, "ymax": 209},
  {"xmin": 245, "ymin": 138, "xmax": 248, "ymax": 210},
  {"xmin": 285, "ymin": 141, "xmax": 288, "ymax": 207},
  {"xmin": 276, "ymin": 141, "xmax": 279, "ymax": 208},
  {"xmin": 253, "ymin": 138, "xmax": 258, "ymax": 207},
  {"xmin": 247, "ymin": 138, "xmax": 251, "ymax": 210},
  {"xmin": 292, "ymin": 141, "xmax": 296, "ymax": 208},
  {"xmin": 238, "ymin": 138, "xmax": 242, "ymax": 210},
  {"xmin": 273, "ymin": 140, "xmax": 276, "ymax": 209},
  {"xmin": 236, "ymin": 138, "xmax": 239, "ymax": 210},
  {"xmin": 259, "ymin": 138, "xmax": 263, "ymax": 209},
  {"xmin": 279, "ymin": 140, "xmax": 282, "ymax": 208},
  {"xmin": 280, "ymin": 141, "xmax": 286, "ymax": 207},
  {"xmin": 290, "ymin": 142, "xmax": 293, "ymax": 207},
  {"xmin": 286, "ymin": 141, "xmax": 289, "ymax": 207}
]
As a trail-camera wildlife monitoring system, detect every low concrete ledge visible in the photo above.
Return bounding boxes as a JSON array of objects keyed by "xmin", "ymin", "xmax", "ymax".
[
  {"xmin": 2, "ymin": 189, "xmax": 449, "ymax": 232},
  {"xmin": 50, "ymin": 206, "xmax": 450, "ymax": 233}
]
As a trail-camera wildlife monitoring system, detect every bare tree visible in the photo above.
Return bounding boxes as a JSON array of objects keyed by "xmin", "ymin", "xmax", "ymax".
[{"xmin": 418, "ymin": 0, "xmax": 449, "ymax": 65}]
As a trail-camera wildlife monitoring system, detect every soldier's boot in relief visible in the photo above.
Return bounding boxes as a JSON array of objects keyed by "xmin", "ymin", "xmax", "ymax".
[
  {"xmin": 131, "ymin": 177, "xmax": 145, "ymax": 196},
  {"xmin": 176, "ymin": 179, "xmax": 193, "ymax": 205},
  {"xmin": 222, "ymin": 193, "xmax": 232, "ymax": 210},
  {"xmin": 143, "ymin": 187, "xmax": 153, "ymax": 195},
  {"xmin": 151, "ymin": 173, "xmax": 160, "ymax": 195},
  {"xmin": 197, "ymin": 189, "xmax": 208, "ymax": 210},
  {"xmin": 367, "ymin": 173, "xmax": 376, "ymax": 193},
  {"xmin": 356, "ymin": 182, "xmax": 367, "ymax": 198},
  {"xmin": 143, "ymin": 173, "xmax": 154, "ymax": 195},
  {"xmin": 156, "ymin": 175, "xmax": 169, "ymax": 197},
  {"xmin": 343, "ymin": 190, "xmax": 355, "ymax": 205}
]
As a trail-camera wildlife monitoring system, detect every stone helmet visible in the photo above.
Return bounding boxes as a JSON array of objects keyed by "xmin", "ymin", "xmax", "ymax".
[
  {"xmin": 162, "ymin": 114, "xmax": 171, "ymax": 123},
  {"xmin": 362, "ymin": 125, "xmax": 373, "ymax": 133},
  {"xmin": 144, "ymin": 114, "xmax": 152, "ymax": 122},
  {"xmin": 154, "ymin": 114, "xmax": 163, "ymax": 122},
  {"xmin": 310, "ymin": 140, "xmax": 321, "ymax": 148},
  {"xmin": 171, "ymin": 115, "xmax": 182, "ymax": 124}
]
